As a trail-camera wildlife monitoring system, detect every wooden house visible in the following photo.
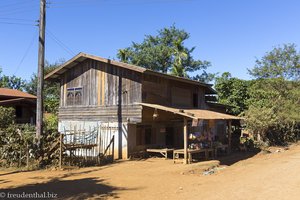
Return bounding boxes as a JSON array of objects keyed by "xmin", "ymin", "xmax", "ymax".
[
  {"xmin": 45, "ymin": 53, "xmax": 240, "ymax": 163},
  {"xmin": 0, "ymin": 88, "xmax": 36, "ymax": 124}
]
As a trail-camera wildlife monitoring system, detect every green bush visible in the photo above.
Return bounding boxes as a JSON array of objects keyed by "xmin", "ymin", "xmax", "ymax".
[
  {"xmin": 0, "ymin": 115, "xmax": 60, "ymax": 168},
  {"xmin": 0, "ymin": 124, "xmax": 37, "ymax": 167},
  {"xmin": 0, "ymin": 106, "xmax": 15, "ymax": 129}
]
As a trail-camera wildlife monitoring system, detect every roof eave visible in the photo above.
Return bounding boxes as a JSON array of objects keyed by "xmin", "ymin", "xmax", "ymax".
[{"xmin": 44, "ymin": 52, "xmax": 216, "ymax": 94}]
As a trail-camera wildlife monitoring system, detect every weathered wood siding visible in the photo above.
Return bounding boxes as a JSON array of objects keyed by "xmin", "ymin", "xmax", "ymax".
[
  {"xmin": 142, "ymin": 74, "xmax": 206, "ymax": 108},
  {"xmin": 59, "ymin": 59, "xmax": 142, "ymax": 122}
]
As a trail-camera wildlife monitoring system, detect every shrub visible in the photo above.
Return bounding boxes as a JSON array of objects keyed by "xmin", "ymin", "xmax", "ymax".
[{"xmin": 0, "ymin": 106, "xmax": 15, "ymax": 129}]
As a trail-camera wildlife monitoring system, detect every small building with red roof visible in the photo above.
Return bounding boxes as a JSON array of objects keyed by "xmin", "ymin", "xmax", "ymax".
[{"xmin": 0, "ymin": 88, "xmax": 36, "ymax": 124}]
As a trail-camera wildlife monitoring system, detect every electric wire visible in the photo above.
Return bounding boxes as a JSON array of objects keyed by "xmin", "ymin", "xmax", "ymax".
[
  {"xmin": 46, "ymin": 29, "xmax": 76, "ymax": 56},
  {"xmin": 13, "ymin": 31, "xmax": 38, "ymax": 75}
]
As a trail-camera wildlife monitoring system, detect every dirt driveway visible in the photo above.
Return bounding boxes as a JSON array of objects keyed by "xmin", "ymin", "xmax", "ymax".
[{"xmin": 1, "ymin": 144, "xmax": 300, "ymax": 200}]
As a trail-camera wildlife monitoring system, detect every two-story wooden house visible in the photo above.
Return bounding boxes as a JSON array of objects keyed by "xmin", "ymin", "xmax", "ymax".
[{"xmin": 45, "ymin": 53, "xmax": 240, "ymax": 162}]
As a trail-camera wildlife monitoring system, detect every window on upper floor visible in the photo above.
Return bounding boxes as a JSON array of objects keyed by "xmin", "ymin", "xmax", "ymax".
[{"xmin": 66, "ymin": 87, "xmax": 83, "ymax": 106}]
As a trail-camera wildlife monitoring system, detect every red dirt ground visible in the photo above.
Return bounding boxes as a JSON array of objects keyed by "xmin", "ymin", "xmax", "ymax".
[{"xmin": 1, "ymin": 144, "xmax": 300, "ymax": 199}]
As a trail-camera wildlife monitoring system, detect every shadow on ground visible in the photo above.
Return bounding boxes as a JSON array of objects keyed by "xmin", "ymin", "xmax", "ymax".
[
  {"xmin": 0, "ymin": 165, "xmax": 136, "ymax": 199},
  {"xmin": 0, "ymin": 177, "xmax": 129, "ymax": 199},
  {"xmin": 217, "ymin": 150, "xmax": 261, "ymax": 166}
]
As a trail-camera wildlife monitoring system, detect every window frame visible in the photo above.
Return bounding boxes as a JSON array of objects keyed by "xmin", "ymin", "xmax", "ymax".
[{"xmin": 66, "ymin": 87, "xmax": 83, "ymax": 106}]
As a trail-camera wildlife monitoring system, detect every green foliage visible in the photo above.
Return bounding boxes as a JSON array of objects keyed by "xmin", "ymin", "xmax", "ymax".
[
  {"xmin": 0, "ymin": 121, "xmax": 60, "ymax": 168},
  {"xmin": 26, "ymin": 61, "xmax": 61, "ymax": 113},
  {"xmin": 117, "ymin": 25, "xmax": 213, "ymax": 82},
  {"xmin": 248, "ymin": 43, "xmax": 300, "ymax": 80},
  {"xmin": 0, "ymin": 106, "xmax": 15, "ymax": 129},
  {"xmin": 214, "ymin": 72, "xmax": 251, "ymax": 115},
  {"xmin": 0, "ymin": 68, "xmax": 26, "ymax": 90},
  {"xmin": 44, "ymin": 113, "xmax": 58, "ymax": 133},
  {"xmin": 245, "ymin": 44, "xmax": 300, "ymax": 145},
  {"xmin": 0, "ymin": 124, "xmax": 37, "ymax": 167},
  {"xmin": 244, "ymin": 78, "xmax": 300, "ymax": 145},
  {"xmin": 214, "ymin": 45, "xmax": 300, "ymax": 145}
]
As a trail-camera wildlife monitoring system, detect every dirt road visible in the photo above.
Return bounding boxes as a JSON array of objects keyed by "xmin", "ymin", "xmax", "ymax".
[{"xmin": 1, "ymin": 144, "xmax": 300, "ymax": 200}]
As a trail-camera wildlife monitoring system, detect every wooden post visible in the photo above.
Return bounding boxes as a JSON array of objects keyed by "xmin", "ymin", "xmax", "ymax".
[
  {"xmin": 112, "ymin": 135, "xmax": 115, "ymax": 162},
  {"xmin": 228, "ymin": 120, "xmax": 232, "ymax": 153},
  {"xmin": 59, "ymin": 134, "xmax": 63, "ymax": 169},
  {"xmin": 183, "ymin": 117, "xmax": 188, "ymax": 164},
  {"xmin": 36, "ymin": 0, "xmax": 46, "ymax": 145}
]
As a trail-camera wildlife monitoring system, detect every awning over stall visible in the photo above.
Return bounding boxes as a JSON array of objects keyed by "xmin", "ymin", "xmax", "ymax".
[{"xmin": 138, "ymin": 103, "xmax": 242, "ymax": 120}]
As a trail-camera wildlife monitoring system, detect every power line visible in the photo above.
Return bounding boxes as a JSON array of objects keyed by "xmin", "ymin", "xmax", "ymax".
[
  {"xmin": 0, "ymin": 4, "xmax": 39, "ymax": 13},
  {"xmin": 0, "ymin": 17, "xmax": 35, "ymax": 22},
  {"xmin": 0, "ymin": 9, "xmax": 39, "ymax": 17},
  {"xmin": 13, "ymin": 31, "xmax": 38, "ymax": 76},
  {"xmin": 46, "ymin": 29, "xmax": 76, "ymax": 56},
  {"xmin": 0, "ymin": 21, "xmax": 36, "ymax": 26},
  {"xmin": 0, "ymin": 0, "xmax": 35, "ymax": 10},
  {"xmin": 49, "ymin": 0, "xmax": 193, "ymax": 7}
]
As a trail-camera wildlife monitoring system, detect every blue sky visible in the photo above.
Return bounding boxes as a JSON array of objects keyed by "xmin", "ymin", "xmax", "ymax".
[{"xmin": 0, "ymin": 0, "xmax": 300, "ymax": 81}]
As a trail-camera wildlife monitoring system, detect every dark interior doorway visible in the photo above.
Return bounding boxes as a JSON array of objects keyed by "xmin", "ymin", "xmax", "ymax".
[{"xmin": 165, "ymin": 127, "xmax": 174, "ymax": 146}]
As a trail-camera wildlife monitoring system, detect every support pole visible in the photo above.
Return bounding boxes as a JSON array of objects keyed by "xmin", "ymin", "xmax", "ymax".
[
  {"xmin": 228, "ymin": 120, "xmax": 232, "ymax": 153},
  {"xmin": 36, "ymin": 0, "xmax": 46, "ymax": 144},
  {"xmin": 183, "ymin": 117, "xmax": 188, "ymax": 164},
  {"xmin": 59, "ymin": 134, "xmax": 63, "ymax": 169}
]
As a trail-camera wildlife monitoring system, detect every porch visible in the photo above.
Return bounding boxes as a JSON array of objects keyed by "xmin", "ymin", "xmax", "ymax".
[{"xmin": 128, "ymin": 103, "xmax": 242, "ymax": 164}]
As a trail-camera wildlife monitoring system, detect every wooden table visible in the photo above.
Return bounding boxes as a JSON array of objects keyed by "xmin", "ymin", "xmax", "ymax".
[
  {"xmin": 173, "ymin": 148, "xmax": 214, "ymax": 164},
  {"xmin": 146, "ymin": 148, "xmax": 174, "ymax": 159}
]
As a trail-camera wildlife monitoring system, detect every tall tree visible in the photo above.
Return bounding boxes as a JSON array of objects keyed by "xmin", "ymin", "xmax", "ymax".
[
  {"xmin": 214, "ymin": 72, "xmax": 251, "ymax": 115},
  {"xmin": 0, "ymin": 68, "xmax": 26, "ymax": 90},
  {"xmin": 245, "ymin": 44, "xmax": 300, "ymax": 145},
  {"xmin": 117, "ymin": 25, "xmax": 213, "ymax": 81},
  {"xmin": 249, "ymin": 43, "xmax": 300, "ymax": 80}
]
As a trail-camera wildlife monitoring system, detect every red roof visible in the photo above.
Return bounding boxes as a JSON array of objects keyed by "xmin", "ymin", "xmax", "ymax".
[{"xmin": 0, "ymin": 88, "xmax": 37, "ymax": 99}]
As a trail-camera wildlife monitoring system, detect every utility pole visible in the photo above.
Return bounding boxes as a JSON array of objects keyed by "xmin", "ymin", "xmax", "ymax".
[{"xmin": 36, "ymin": 0, "xmax": 46, "ymax": 145}]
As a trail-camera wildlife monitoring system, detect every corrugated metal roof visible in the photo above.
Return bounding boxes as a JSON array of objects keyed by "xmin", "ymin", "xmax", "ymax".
[
  {"xmin": 45, "ymin": 52, "xmax": 216, "ymax": 94},
  {"xmin": 139, "ymin": 103, "xmax": 242, "ymax": 120},
  {"xmin": 0, "ymin": 88, "xmax": 37, "ymax": 99}
]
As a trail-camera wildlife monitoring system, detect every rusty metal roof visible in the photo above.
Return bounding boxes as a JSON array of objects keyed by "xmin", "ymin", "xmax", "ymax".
[
  {"xmin": 0, "ymin": 88, "xmax": 37, "ymax": 99},
  {"xmin": 138, "ymin": 103, "xmax": 242, "ymax": 120}
]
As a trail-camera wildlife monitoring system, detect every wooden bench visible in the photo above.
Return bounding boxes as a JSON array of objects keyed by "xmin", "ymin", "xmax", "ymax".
[
  {"xmin": 173, "ymin": 148, "xmax": 214, "ymax": 164},
  {"xmin": 146, "ymin": 148, "xmax": 174, "ymax": 159}
]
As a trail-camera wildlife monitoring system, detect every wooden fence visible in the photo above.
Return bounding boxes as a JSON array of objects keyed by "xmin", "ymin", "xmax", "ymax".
[{"xmin": 59, "ymin": 125, "xmax": 115, "ymax": 167}]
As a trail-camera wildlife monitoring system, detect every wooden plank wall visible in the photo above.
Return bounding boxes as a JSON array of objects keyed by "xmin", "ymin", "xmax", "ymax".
[
  {"xmin": 142, "ymin": 74, "xmax": 206, "ymax": 108},
  {"xmin": 59, "ymin": 59, "xmax": 143, "ymax": 122}
]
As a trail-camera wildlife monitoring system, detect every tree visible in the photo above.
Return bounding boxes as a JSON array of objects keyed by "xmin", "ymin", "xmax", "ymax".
[
  {"xmin": 214, "ymin": 72, "xmax": 251, "ymax": 115},
  {"xmin": 245, "ymin": 44, "xmax": 300, "ymax": 145},
  {"xmin": 117, "ymin": 25, "xmax": 213, "ymax": 81},
  {"xmin": 25, "ymin": 61, "xmax": 62, "ymax": 113},
  {"xmin": 244, "ymin": 78, "xmax": 300, "ymax": 145},
  {"xmin": 0, "ymin": 68, "xmax": 26, "ymax": 90},
  {"xmin": 249, "ymin": 44, "xmax": 300, "ymax": 80}
]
